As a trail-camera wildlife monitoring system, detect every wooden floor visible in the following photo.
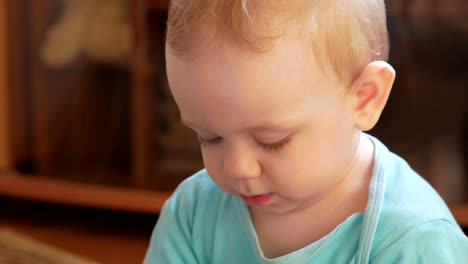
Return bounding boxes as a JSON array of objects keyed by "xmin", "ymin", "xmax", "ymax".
[{"xmin": 0, "ymin": 196, "xmax": 158, "ymax": 263}]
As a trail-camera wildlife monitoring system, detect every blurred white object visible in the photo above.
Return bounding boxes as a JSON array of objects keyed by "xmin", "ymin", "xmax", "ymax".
[
  {"xmin": 40, "ymin": 0, "xmax": 89, "ymax": 67},
  {"xmin": 41, "ymin": 0, "xmax": 132, "ymax": 68},
  {"xmin": 82, "ymin": 0, "xmax": 132, "ymax": 64}
]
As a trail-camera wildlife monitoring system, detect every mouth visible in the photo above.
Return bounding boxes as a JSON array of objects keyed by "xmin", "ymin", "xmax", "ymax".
[{"xmin": 240, "ymin": 193, "xmax": 273, "ymax": 206}]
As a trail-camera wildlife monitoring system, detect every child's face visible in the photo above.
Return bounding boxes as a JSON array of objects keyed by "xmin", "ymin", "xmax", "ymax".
[{"xmin": 166, "ymin": 34, "xmax": 361, "ymax": 215}]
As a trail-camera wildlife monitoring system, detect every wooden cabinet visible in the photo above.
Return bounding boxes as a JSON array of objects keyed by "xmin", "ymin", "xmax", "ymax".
[
  {"xmin": 0, "ymin": 0, "xmax": 182, "ymax": 213},
  {"xmin": 0, "ymin": 0, "xmax": 10, "ymax": 169}
]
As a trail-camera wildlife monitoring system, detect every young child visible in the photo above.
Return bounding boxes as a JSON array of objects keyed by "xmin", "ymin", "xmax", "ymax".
[{"xmin": 145, "ymin": 0, "xmax": 468, "ymax": 263}]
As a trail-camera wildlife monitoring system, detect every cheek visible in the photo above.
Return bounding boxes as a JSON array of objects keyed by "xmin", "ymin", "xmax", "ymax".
[
  {"xmin": 200, "ymin": 148, "xmax": 226, "ymax": 185},
  {"xmin": 263, "ymin": 143, "xmax": 320, "ymax": 187},
  {"xmin": 267, "ymin": 127, "xmax": 352, "ymax": 187},
  {"xmin": 311, "ymin": 132, "xmax": 352, "ymax": 171},
  {"xmin": 201, "ymin": 149, "xmax": 218, "ymax": 173},
  {"xmin": 264, "ymin": 154, "xmax": 322, "ymax": 199}
]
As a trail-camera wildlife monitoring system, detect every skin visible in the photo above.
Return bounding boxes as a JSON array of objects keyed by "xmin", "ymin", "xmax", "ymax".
[{"xmin": 166, "ymin": 28, "xmax": 395, "ymax": 258}]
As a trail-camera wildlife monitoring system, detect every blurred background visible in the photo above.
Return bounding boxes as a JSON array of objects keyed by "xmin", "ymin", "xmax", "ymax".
[{"xmin": 0, "ymin": 0, "xmax": 467, "ymax": 263}]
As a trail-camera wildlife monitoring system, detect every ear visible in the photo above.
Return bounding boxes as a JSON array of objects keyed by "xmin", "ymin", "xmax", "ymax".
[{"xmin": 351, "ymin": 61, "xmax": 395, "ymax": 131}]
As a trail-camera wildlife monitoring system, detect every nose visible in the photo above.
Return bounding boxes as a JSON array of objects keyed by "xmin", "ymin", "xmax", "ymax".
[{"xmin": 223, "ymin": 144, "xmax": 261, "ymax": 179}]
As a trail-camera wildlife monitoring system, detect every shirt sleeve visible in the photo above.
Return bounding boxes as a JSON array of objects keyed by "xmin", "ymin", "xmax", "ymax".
[
  {"xmin": 143, "ymin": 195, "xmax": 199, "ymax": 264},
  {"xmin": 371, "ymin": 220, "xmax": 468, "ymax": 263}
]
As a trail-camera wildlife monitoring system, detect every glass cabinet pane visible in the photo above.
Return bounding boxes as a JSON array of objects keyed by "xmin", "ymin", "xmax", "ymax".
[{"xmin": 6, "ymin": 0, "xmax": 202, "ymax": 192}]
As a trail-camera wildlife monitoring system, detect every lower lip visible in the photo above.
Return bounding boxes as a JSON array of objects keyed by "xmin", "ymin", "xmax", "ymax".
[{"xmin": 241, "ymin": 194, "xmax": 273, "ymax": 205}]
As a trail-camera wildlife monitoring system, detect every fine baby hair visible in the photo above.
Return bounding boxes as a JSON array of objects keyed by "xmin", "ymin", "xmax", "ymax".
[{"xmin": 166, "ymin": 0, "xmax": 388, "ymax": 85}]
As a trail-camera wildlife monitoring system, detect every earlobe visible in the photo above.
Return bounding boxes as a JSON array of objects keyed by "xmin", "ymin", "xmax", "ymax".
[{"xmin": 352, "ymin": 61, "xmax": 395, "ymax": 131}]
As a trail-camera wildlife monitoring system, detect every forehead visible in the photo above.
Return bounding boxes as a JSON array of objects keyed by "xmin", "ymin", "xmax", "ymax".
[
  {"xmin": 165, "ymin": 34, "xmax": 343, "ymax": 130},
  {"xmin": 166, "ymin": 32, "xmax": 327, "ymax": 92}
]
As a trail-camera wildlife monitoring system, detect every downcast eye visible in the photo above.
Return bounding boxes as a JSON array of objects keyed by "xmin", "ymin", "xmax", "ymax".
[
  {"xmin": 197, "ymin": 136, "xmax": 223, "ymax": 146},
  {"xmin": 257, "ymin": 136, "xmax": 291, "ymax": 153}
]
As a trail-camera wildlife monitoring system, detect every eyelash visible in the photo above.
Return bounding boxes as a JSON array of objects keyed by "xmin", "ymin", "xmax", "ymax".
[
  {"xmin": 197, "ymin": 136, "xmax": 291, "ymax": 153},
  {"xmin": 197, "ymin": 136, "xmax": 222, "ymax": 146},
  {"xmin": 257, "ymin": 136, "xmax": 291, "ymax": 152}
]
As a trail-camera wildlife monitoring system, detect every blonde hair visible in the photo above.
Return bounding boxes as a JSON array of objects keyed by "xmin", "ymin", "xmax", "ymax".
[{"xmin": 166, "ymin": 0, "xmax": 389, "ymax": 85}]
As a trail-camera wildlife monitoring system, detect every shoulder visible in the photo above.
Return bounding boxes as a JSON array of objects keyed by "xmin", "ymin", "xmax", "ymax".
[
  {"xmin": 370, "ymin": 219, "xmax": 468, "ymax": 263},
  {"xmin": 160, "ymin": 169, "xmax": 242, "ymax": 237},
  {"xmin": 380, "ymin": 149, "xmax": 457, "ymax": 227},
  {"xmin": 382, "ymin": 151, "xmax": 455, "ymax": 222},
  {"xmin": 370, "ymin": 135, "xmax": 457, "ymax": 225},
  {"xmin": 168, "ymin": 169, "xmax": 221, "ymax": 203},
  {"xmin": 163, "ymin": 169, "xmax": 225, "ymax": 217},
  {"xmin": 368, "ymin": 136, "xmax": 467, "ymax": 262},
  {"xmin": 145, "ymin": 170, "xmax": 232, "ymax": 263}
]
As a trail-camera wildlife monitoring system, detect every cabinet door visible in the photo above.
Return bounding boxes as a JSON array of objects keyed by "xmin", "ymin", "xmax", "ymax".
[
  {"xmin": 0, "ymin": 0, "xmax": 11, "ymax": 169},
  {"xmin": 3, "ymin": 0, "xmax": 202, "ymax": 192}
]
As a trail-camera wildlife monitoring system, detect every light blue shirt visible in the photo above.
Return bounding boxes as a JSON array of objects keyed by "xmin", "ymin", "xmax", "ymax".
[{"xmin": 144, "ymin": 136, "xmax": 468, "ymax": 263}]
